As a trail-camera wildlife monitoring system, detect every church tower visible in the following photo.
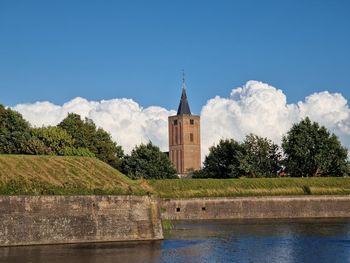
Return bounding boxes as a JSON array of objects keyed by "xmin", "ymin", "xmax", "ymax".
[{"xmin": 168, "ymin": 75, "xmax": 201, "ymax": 176}]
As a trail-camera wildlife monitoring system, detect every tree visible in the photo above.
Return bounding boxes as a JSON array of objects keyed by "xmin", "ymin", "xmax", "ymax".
[
  {"xmin": 26, "ymin": 137, "xmax": 52, "ymax": 155},
  {"xmin": 27, "ymin": 126, "xmax": 95, "ymax": 157},
  {"xmin": 58, "ymin": 113, "xmax": 123, "ymax": 168},
  {"xmin": 240, "ymin": 134, "xmax": 281, "ymax": 178},
  {"xmin": 92, "ymin": 128, "xmax": 123, "ymax": 168},
  {"xmin": 58, "ymin": 113, "xmax": 95, "ymax": 149},
  {"xmin": 0, "ymin": 105, "xmax": 32, "ymax": 154},
  {"xmin": 31, "ymin": 126, "xmax": 75, "ymax": 155},
  {"xmin": 282, "ymin": 117, "xmax": 348, "ymax": 177},
  {"xmin": 122, "ymin": 142, "xmax": 177, "ymax": 179},
  {"xmin": 201, "ymin": 139, "xmax": 245, "ymax": 178}
]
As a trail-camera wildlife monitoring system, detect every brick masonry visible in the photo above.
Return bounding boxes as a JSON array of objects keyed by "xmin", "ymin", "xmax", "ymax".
[{"xmin": 168, "ymin": 115, "xmax": 201, "ymax": 174}]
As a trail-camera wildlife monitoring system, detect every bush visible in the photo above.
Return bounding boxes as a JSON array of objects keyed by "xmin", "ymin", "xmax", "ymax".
[
  {"xmin": 63, "ymin": 147, "xmax": 95, "ymax": 157},
  {"xmin": 31, "ymin": 126, "xmax": 74, "ymax": 155}
]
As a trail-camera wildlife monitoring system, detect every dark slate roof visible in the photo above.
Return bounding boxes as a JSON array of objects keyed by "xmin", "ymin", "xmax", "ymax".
[{"xmin": 177, "ymin": 86, "xmax": 191, "ymax": 115}]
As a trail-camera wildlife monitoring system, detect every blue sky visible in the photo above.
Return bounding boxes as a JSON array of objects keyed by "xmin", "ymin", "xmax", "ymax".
[{"xmin": 1, "ymin": 0, "xmax": 349, "ymax": 114}]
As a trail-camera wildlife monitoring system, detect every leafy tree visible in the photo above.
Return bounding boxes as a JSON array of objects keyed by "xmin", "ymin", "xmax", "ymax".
[
  {"xmin": 282, "ymin": 117, "xmax": 348, "ymax": 177},
  {"xmin": 31, "ymin": 127, "xmax": 75, "ymax": 155},
  {"xmin": 58, "ymin": 113, "xmax": 123, "ymax": 168},
  {"xmin": 122, "ymin": 142, "xmax": 177, "ymax": 179},
  {"xmin": 201, "ymin": 139, "xmax": 245, "ymax": 178},
  {"xmin": 26, "ymin": 137, "xmax": 52, "ymax": 155},
  {"xmin": 240, "ymin": 134, "xmax": 281, "ymax": 178},
  {"xmin": 58, "ymin": 113, "xmax": 95, "ymax": 149},
  {"xmin": 92, "ymin": 128, "xmax": 123, "ymax": 168},
  {"xmin": 0, "ymin": 105, "xmax": 32, "ymax": 154}
]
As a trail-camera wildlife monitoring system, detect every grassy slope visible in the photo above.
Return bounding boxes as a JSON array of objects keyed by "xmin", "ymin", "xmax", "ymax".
[
  {"xmin": 0, "ymin": 155, "xmax": 147, "ymax": 195},
  {"xmin": 149, "ymin": 178, "xmax": 350, "ymax": 198},
  {"xmin": 1, "ymin": 155, "xmax": 350, "ymax": 197}
]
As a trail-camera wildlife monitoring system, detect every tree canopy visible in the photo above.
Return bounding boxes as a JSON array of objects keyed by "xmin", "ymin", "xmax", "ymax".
[
  {"xmin": 200, "ymin": 139, "xmax": 245, "ymax": 178},
  {"xmin": 196, "ymin": 136, "xmax": 282, "ymax": 179},
  {"xmin": 0, "ymin": 105, "xmax": 32, "ymax": 154},
  {"xmin": 58, "ymin": 113, "xmax": 123, "ymax": 169},
  {"xmin": 0, "ymin": 107, "xmax": 116, "ymax": 163},
  {"xmin": 30, "ymin": 127, "xmax": 75, "ymax": 155},
  {"xmin": 240, "ymin": 134, "xmax": 281, "ymax": 178},
  {"xmin": 122, "ymin": 142, "xmax": 177, "ymax": 179},
  {"xmin": 282, "ymin": 117, "xmax": 348, "ymax": 177}
]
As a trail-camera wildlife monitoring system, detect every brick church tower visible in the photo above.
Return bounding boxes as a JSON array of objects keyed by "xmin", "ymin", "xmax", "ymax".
[{"xmin": 168, "ymin": 76, "xmax": 201, "ymax": 176}]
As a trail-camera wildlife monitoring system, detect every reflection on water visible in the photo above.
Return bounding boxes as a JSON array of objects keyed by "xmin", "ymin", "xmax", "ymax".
[{"xmin": 1, "ymin": 218, "xmax": 350, "ymax": 263}]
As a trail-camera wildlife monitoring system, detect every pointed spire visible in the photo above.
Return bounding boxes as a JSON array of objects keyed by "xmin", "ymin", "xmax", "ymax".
[{"xmin": 177, "ymin": 70, "xmax": 191, "ymax": 115}]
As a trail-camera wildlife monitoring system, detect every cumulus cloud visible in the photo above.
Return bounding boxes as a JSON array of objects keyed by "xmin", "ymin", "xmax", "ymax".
[
  {"xmin": 13, "ymin": 97, "xmax": 176, "ymax": 153},
  {"xmin": 201, "ymin": 80, "xmax": 350, "ymax": 158},
  {"xmin": 12, "ymin": 80, "xmax": 350, "ymax": 161}
]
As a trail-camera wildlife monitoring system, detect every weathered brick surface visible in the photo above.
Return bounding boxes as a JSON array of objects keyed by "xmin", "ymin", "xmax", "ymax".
[
  {"xmin": 160, "ymin": 196, "xmax": 350, "ymax": 220},
  {"xmin": 0, "ymin": 196, "xmax": 163, "ymax": 246},
  {"xmin": 168, "ymin": 115, "xmax": 201, "ymax": 174}
]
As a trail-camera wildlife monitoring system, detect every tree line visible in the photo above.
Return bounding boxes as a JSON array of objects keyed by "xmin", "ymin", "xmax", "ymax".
[
  {"xmin": 196, "ymin": 117, "xmax": 349, "ymax": 178},
  {"xmin": 1, "ymin": 104, "xmax": 349, "ymax": 179},
  {"xmin": 0, "ymin": 105, "xmax": 175, "ymax": 179}
]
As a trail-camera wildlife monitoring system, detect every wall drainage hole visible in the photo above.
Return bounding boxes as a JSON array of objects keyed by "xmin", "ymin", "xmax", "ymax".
[
  {"xmin": 202, "ymin": 207, "xmax": 206, "ymax": 211},
  {"xmin": 176, "ymin": 207, "xmax": 180, "ymax": 212}
]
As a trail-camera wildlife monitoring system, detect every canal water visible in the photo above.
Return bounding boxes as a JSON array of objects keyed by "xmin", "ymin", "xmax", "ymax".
[{"xmin": 1, "ymin": 219, "xmax": 350, "ymax": 263}]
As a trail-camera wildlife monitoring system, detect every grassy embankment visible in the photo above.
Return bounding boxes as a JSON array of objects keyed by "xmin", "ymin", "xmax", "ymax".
[
  {"xmin": 0, "ymin": 155, "xmax": 148, "ymax": 195},
  {"xmin": 148, "ymin": 177, "xmax": 350, "ymax": 198},
  {"xmin": 1, "ymin": 155, "xmax": 350, "ymax": 197}
]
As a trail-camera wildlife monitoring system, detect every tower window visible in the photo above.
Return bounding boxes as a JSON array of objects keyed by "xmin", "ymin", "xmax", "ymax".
[
  {"xmin": 190, "ymin": 133, "xmax": 194, "ymax": 142},
  {"xmin": 190, "ymin": 119, "xmax": 194, "ymax": 125},
  {"xmin": 174, "ymin": 120, "xmax": 178, "ymax": 125}
]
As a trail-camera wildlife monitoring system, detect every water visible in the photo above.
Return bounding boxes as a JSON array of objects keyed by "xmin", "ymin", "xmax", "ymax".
[{"xmin": 1, "ymin": 219, "xmax": 350, "ymax": 263}]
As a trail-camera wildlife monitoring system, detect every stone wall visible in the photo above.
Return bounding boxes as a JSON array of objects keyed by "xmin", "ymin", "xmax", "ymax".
[
  {"xmin": 160, "ymin": 196, "xmax": 350, "ymax": 220},
  {"xmin": 0, "ymin": 195, "xmax": 163, "ymax": 247},
  {"xmin": 2, "ymin": 195, "xmax": 350, "ymax": 247}
]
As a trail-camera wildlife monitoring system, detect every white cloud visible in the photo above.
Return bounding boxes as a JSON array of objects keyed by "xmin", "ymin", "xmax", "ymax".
[
  {"xmin": 201, "ymin": 80, "xmax": 350, "ymax": 158},
  {"xmin": 13, "ymin": 97, "xmax": 176, "ymax": 153},
  {"xmin": 12, "ymin": 80, "xmax": 350, "ymax": 161}
]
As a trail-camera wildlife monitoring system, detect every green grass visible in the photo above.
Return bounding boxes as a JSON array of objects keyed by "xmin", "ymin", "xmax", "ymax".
[
  {"xmin": 1, "ymin": 155, "xmax": 350, "ymax": 197},
  {"xmin": 148, "ymin": 177, "xmax": 350, "ymax": 198},
  {"xmin": 0, "ymin": 155, "xmax": 148, "ymax": 195},
  {"xmin": 162, "ymin": 219, "xmax": 174, "ymax": 231}
]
